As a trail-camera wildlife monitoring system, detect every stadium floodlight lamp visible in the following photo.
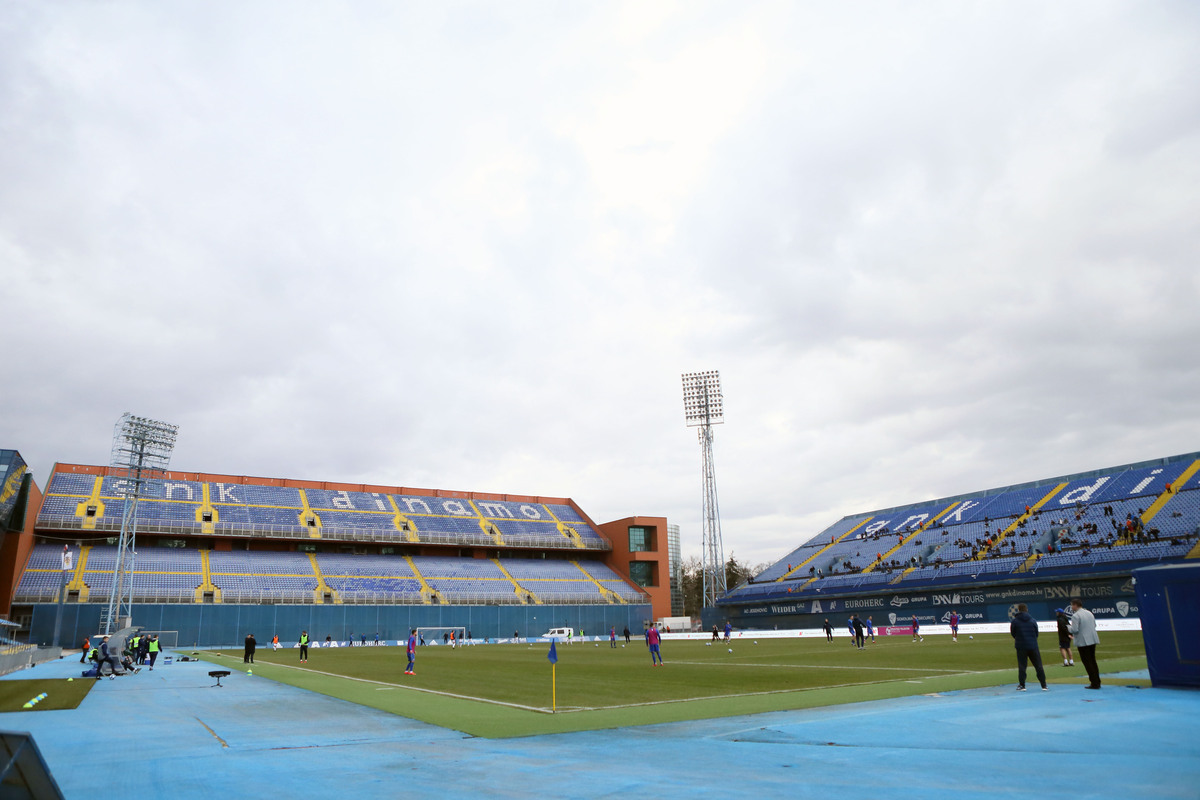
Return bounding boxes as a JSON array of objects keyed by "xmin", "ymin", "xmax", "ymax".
[{"xmin": 681, "ymin": 370, "xmax": 723, "ymax": 428}]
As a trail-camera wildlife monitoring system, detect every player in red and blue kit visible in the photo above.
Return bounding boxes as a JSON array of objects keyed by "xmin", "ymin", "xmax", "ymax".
[
  {"xmin": 949, "ymin": 610, "xmax": 960, "ymax": 642},
  {"xmin": 610, "ymin": 626, "xmax": 617, "ymax": 648},
  {"xmin": 912, "ymin": 615, "xmax": 923, "ymax": 642},
  {"xmin": 405, "ymin": 629, "xmax": 417, "ymax": 675},
  {"xmin": 647, "ymin": 624, "xmax": 663, "ymax": 666}
]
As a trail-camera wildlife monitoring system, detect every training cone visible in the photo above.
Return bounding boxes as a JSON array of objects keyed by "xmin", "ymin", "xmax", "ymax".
[
  {"xmin": 67, "ymin": 678, "xmax": 73, "ymax": 682},
  {"xmin": 22, "ymin": 703, "xmax": 31, "ymax": 709},
  {"xmin": 247, "ymin": 669, "xmax": 253, "ymax": 675}
]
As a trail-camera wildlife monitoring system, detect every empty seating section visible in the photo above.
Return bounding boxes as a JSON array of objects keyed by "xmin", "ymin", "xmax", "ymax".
[
  {"xmin": 729, "ymin": 455, "xmax": 1200, "ymax": 604},
  {"xmin": 17, "ymin": 545, "xmax": 643, "ymax": 605},
  {"xmin": 46, "ymin": 473, "xmax": 96, "ymax": 495},
  {"xmin": 13, "ymin": 544, "xmax": 204, "ymax": 603},
  {"xmin": 34, "ymin": 472, "xmax": 610, "ymax": 552}
]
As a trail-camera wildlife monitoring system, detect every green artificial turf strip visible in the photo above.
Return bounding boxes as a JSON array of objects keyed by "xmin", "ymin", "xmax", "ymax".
[
  {"xmin": 202, "ymin": 631, "xmax": 1148, "ymax": 738},
  {"xmin": 0, "ymin": 678, "xmax": 95, "ymax": 712}
]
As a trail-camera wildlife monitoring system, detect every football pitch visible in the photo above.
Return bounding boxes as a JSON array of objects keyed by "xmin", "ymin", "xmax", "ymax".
[{"xmin": 203, "ymin": 631, "xmax": 1148, "ymax": 738}]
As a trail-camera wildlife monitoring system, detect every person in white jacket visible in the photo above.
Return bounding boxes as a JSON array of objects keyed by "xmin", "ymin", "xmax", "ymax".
[{"xmin": 1068, "ymin": 598, "xmax": 1101, "ymax": 689}]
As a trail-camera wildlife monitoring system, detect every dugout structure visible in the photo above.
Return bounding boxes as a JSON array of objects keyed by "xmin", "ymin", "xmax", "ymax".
[{"xmin": 1134, "ymin": 562, "xmax": 1200, "ymax": 688}]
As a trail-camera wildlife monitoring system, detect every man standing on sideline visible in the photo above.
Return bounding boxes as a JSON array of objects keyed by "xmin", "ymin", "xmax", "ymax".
[
  {"xmin": 647, "ymin": 623, "xmax": 663, "ymax": 666},
  {"xmin": 852, "ymin": 615, "xmax": 865, "ymax": 650},
  {"xmin": 823, "ymin": 619, "xmax": 833, "ymax": 642},
  {"xmin": 1056, "ymin": 609, "xmax": 1075, "ymax": 667},
  {"xmin": 244, "ymin": 633, "xmax": 256, "ymax": 664},
  {"xmin": 147, "ymin": 634, "xmax": 160, "ymax": 670},
  {"xmin": 1010, "ymin": 604, "xmax": 1047, "ymax": 691},
  {"xmin": 623, "ymin": 626, "xmax": 631, "ymax": 644},
  {"xmin": 299, "ymin": 630, "xmax": 310, "ymax": 663},
  {"xmin": 1068, "ymin": 598, "xmax": 1101, "ymax": 689},
  {"xmin": 949, "ymin": 610, "xmax": 960, "ymax": 642},
  {"xmin": 405, "ymin": 629, "xmax": 417, "ymax": 675}
]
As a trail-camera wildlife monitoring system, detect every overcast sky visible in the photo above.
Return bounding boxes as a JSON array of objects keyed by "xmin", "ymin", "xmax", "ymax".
[{"xmin": 3, "ymin": 1, "xmax": 1198, "ymax": 568}]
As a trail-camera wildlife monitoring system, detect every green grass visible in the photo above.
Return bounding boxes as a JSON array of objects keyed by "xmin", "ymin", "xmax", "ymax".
[
  {"xmin": 202, "ymin": 632, "xmax": 1148, "ymax": 738},
  {"xmin": 0, "ymin": 678, "xmax": 94, "ymax": 712}
]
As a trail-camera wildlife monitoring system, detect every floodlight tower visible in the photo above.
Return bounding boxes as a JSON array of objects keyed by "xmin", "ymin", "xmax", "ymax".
[
  {"xmin": 103, "ymin": 413, "xmax": 178, "ymax": 634},
  {"xmin": 682, "ymin": 370, "xmax": 726, "ymax": 608}
]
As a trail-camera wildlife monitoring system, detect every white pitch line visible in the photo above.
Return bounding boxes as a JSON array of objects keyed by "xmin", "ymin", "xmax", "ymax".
[
  {"xmin": 666, "ymin": 660, "xmax": 972, "ymax": 673},
  {"xmin": 207, "ymin": 653, "xmax": 552, "ymax": 713}
]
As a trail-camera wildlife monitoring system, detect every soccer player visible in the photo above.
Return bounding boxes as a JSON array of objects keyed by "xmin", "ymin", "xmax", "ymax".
[
  {"xmin": 450, "ymin": 630, "xmax": 456, "ymax": 649},
  {"xmin": 299, "ymin": 630, "xmax": 310, "ymax": 663},
  {"xmin": 1055, "ymin": 609, "xmax": 1074, "ymax": 666},
  {"xmin": 912, "ymin": 615, "xmax": 923, "ymax": 642},
  {"xmin": 272, "ymin": 634, "xmax": 281, "ymax": 651},
  {"xmin": 647, "ymin": 623, "xmax": 663, "ymax": 666},
  {"xmin": 405, "ymin": 629, "xmax": 417, "ymax": 675},
  {"xmin": 847, "ymin": 618, "xmax": 856, "ymax": 646},
  {"xmin": 852, "ymin": 615, "xmax": 865, "ymax": 650},
  {"xmin": 949, "ymin": 610, "xmax": 960, "ymax": 642},
  {"xmin": 610, "ymin": 626, "xmax": 617, "ymax": 648},
  {"xmin": 866, "ymin": 616, "xmax": 875, "ymax": 643},
  {"xmin": 822, "ymin": 619, "xmax": 833, "ymax": 642},
  {"xmin": 724, "ymin": 621, "xmax": 732, "ymax": 642}
]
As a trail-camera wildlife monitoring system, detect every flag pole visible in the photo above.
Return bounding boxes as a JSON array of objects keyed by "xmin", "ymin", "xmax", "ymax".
[{"xmin": 548, "ymin": 639, "xmax": 558, "ymax": 713}]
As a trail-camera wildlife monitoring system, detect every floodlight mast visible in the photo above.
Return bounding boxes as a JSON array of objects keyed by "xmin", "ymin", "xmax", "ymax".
[
  {"xmin": 103, "ymin": 413, "xmax": 178, "ymax": 634},
  {"xmin": 682, "ymin": 371, "xmax": 726, "ymax": 608}
]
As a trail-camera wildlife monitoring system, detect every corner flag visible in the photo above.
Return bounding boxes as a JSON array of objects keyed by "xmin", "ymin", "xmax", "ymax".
[{"xmin": 548, "ymin": 640, "xmax": 558, "ymax": 664}]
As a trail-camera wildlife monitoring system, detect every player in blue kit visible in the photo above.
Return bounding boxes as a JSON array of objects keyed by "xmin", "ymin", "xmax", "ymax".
[
  {"xmin": 405, "ymin": 629, "xmax": 417, "ymax": 675},
  {"xmin": 865, "ymin": 616, "xmax": 875, "ymax": 643}
]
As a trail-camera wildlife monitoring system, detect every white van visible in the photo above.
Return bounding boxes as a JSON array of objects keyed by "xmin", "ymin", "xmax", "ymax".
[{"xmin": 543, "ymin": 627, "xmax": 573, "ymax": 641}]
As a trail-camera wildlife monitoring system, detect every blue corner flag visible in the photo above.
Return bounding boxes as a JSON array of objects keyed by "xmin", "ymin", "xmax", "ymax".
[{"xmin": 548, "ymin": 640, "xmax": 558, "ymax": 664}]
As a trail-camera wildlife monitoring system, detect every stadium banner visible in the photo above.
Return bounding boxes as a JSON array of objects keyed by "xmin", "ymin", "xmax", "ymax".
[{"xmin": 712, "ymin": 575, "xmax": 1139, "ymax": 631}]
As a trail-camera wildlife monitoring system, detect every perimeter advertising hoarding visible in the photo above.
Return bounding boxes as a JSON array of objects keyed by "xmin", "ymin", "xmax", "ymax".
[{"xmin": 720, "ymin": 576, "xmax": 1138, "ymax": 629}]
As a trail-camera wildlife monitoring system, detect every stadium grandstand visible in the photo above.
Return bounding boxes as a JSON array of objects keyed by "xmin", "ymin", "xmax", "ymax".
[
  {"xmin": 714, "ymin": 451, "xmax": 1200, "ymax": 631},
  {"xmin": 6, "ymin": 461, "xmax": 667, "ymax": 647}
]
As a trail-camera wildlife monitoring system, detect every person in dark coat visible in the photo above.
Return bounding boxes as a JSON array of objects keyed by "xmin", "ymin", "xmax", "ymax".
[
  {"xmin": 244, "ymin": 633, "xmax": 256, "ymax": 664},
  {"xmin": 1010, "ymin": 604, "xmax": 1047, "ymax": 691},
  {"xmin": 851, "ymin": 615, "xmax": 865, "ymax": 650}
]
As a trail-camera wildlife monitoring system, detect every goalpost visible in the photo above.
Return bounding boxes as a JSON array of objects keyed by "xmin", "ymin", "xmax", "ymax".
[{"xmin": 414, "ymin": 626, "xmax": 469, "ymax": 646}]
